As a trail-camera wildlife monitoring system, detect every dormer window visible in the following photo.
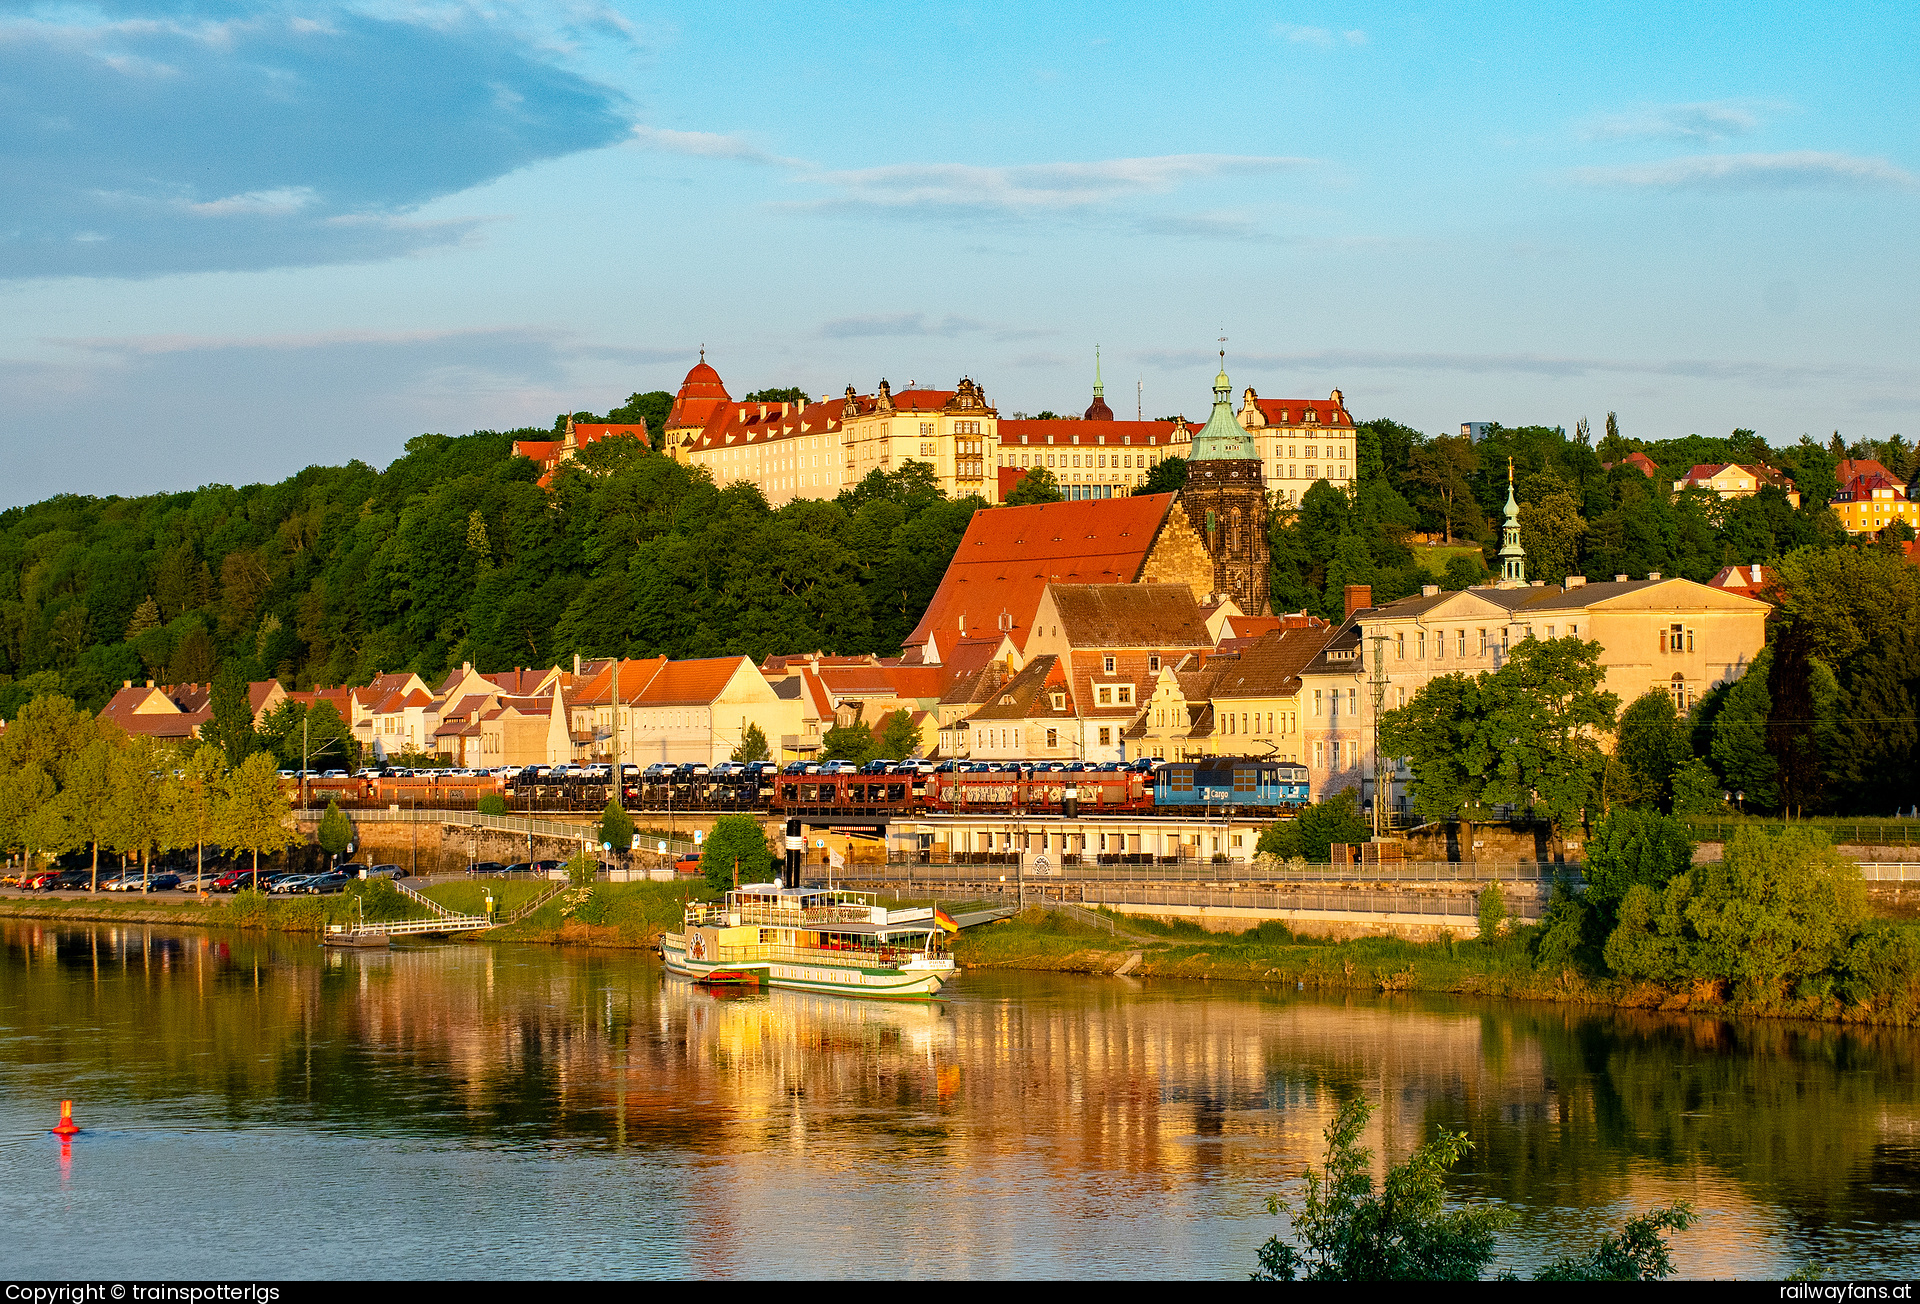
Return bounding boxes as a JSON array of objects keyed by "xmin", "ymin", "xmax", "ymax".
[
  {"xmin": 1103, "ymin": 656, "xmax": 1116, "ymax": 673},
  {"xmin": 1050, "ymin": 692, "xmax": 1066, "ymax": 711},
  {"xmin": 1148, "ymin": 655, "xmax": 1160, "ymax": 672}
]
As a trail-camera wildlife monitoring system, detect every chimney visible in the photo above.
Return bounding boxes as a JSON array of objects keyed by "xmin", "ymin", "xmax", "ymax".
[
  {"xmin": 463, "ymin": 661, "xmax": 472, "ymax": 673},
  {"xmin": 1344, "ymin": 584, "xmax": 1372, "ymax": 619},
  {"xmin": 123, "ymin": 680, "xmax": 132, "ymax": 689},
  {"xmin": 1648, "ymin": 571, "xmax": 1661, "ymax": 581},
  {"xmin": 146, "ymin": 679, "xmax": 154, "ymax": 689},
  {"xmin": 1566, "ymin": 576, "xmax": 1586, "ymax": 589},
  {"xmin": 1614, "ymin": 574, "xmax": 1629, "ymax": 582},
  {"xmin": 573, "ymin": 653, "xmax": 581, "ymax": 675},
  {"xmin": 1421, "ymin": 584, "xmax": 1439, "ymax": 597},
  {"xmin": 1752, "ymin": 563, "xmax": 1763, "ymax": 582}
]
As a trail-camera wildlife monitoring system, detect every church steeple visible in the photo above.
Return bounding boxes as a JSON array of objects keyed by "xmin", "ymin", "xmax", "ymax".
[
  {"xmin": 1498, "ymin": 457, "xmax": 1527, "ymax": 585},
  {"xmin": 1083, "ymin": 344, "xmax": 1115, "ymax": 421},
  {"xmin": 1188, "ymin": 343, "xmax": 1258, "ymax": 461}
]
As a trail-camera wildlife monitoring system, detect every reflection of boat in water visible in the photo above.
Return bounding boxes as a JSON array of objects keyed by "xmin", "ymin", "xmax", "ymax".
[
  {"xmin": 321, "ymin": 925, "xmax": 390, "ymax": 949},
  {"xmin": 663, "ymin": 884, "xmax": 956, "ymax": 999}
]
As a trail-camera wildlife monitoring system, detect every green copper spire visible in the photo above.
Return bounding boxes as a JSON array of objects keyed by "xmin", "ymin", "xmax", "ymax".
[
  {"xmin": 1093, "ymin": 345, "xmax": 1103, "ymax": 398},
  {"xmin": 1497, "ymin": 456, "xmax": 1527, "ymax": 585},
  {"xmin": 1188, "ymin": 344, "xmax": 1258, "ymax": 461}
]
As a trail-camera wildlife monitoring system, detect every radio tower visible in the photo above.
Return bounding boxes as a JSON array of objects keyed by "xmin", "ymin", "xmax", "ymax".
[{"xmin": 1369, "ymin": 633, "xmax": 1391, "ymax": 840}]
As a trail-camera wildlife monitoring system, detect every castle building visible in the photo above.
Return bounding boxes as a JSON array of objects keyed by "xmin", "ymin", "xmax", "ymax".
[{"xmin": 1233, "ymin": 386, "xmax": 1356, "ymax": 505}]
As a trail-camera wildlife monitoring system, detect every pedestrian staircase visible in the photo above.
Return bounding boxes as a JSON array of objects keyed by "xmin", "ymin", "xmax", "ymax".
[{"xmin": 337, "ymin": 880, "xmax": 561, "ymax": 938}]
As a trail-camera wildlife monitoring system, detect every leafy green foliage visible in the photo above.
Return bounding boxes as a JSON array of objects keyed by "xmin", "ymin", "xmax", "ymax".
[
  {"xmin": 1477, "ymin": 883, "xmax": 1508, "ymax": 940},
  {"xmin": 565, "ymin": 851, "xmax": 600, "ymax": 888},
  {"xmin": 1254, "ymin": 1096, "xmax": 1697, "ymax": 1282},
  {"xmin": 821, "ymin": 721, "xmax": 875, "ymax": 765},
  {"xmin": 731, "ymin": 722, "xmax": 771, "ymax": 764},
  {"xmin": 701, "ymin": 815, "xmax": 772, "ymax": 893},
  {"xmin": 204, "ymin": 666, "xmax": 258, "ymax": 767},
  {"xmin": 1253, "ymin": 1096, "xmax": 1513, "ymax": 1281},
  {"xmin": 1003, "ymin": 467, "xmax": 1063, "ymax": 506},
  {"xmin": 257, "ymin": 698, "xmax": 357, "ymax": 770},
  {"xmin": 476, "ymin": 793, "xmax": 507, "ymax": 816},
  {"xmin": 1604, "ymin": 825, "xmax": 1868, "ymax": 1002},
  {"xmin": 1135, "ymin": 455, "xmax": 1187, "ymax": 495},
  {"xmin": 1582, "ymin": 808, "xmax": 1694, "ymax": 932},
  {"xmin": 1612, "ymin": 690, "xmax": 1690, "ymax": 811},
  {"xmin": 1384, "ymin": 638, "xmax": 1618, "ymax": 831},
  {"xmin": 875, "ymin": 708, "xmax": 921, "ymax": 759},
  {"xmin": 597, "ymin": 800, "xmax": 635, "ymax": 853},
  {"xmin": 1533, "ymin": 1205, "xmax": 1697, "ymax": 1281},
  {"xmin": 317, "ymin": 799, "xmax": 353, "ymax": 858},
  {"xmin": 1257, "ymin": 790, "xmax": 1369, "ymax": 862}
]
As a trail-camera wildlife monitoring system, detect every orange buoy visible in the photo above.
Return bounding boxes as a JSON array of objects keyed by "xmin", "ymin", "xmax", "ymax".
[{"xmin": 51, "ymin": 1100, "xmax": 80, "ymax": 1136}]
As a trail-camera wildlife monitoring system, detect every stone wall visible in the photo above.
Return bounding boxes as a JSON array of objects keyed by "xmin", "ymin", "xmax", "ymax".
[
  {"xmin": 1139, "ymin": 498, "xmax": 1215, "ymax": 601},
  {"xmin": 1401, "ymin": 820, "xmax": 1585, "ymax": 864}
]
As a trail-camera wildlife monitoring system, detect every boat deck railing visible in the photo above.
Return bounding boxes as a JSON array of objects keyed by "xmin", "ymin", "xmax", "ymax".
[
  {"xmin": 688, "ymin": 903, "xmax": 886, "ymax": 928},
  {"xmin": 713, "ymin": 942, "xmax": 948, "ymax": 970}
]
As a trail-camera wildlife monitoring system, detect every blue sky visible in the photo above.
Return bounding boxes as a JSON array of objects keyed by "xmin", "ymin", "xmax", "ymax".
[{"xmin": 2, "ymin": 0, "xmax": 1915, "ymax": 505}]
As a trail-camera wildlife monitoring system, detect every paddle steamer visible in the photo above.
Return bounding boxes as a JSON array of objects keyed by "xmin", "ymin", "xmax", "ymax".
[{"xmin": 662, "ymin": 883, "xmax": 956, "ymax": 999}]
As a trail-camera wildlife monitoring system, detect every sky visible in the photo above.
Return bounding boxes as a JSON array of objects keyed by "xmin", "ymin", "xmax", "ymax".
[{"xmin": 2, "ymin": 0, "xmax": 1915, "ymax": 506}]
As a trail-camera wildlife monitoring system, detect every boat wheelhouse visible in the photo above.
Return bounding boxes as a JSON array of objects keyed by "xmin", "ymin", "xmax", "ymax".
[{"xmin": 661, "ymin": 883, "xmax": 957, "ymax": 999}]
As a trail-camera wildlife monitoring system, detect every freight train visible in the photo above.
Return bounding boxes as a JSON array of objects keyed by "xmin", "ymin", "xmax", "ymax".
[{"xmin": 284, "ymin": 756, "xmax": 1311, "ymax": 820}]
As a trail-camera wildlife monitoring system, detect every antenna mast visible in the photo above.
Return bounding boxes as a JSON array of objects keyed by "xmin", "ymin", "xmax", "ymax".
[{"xmin": 1369, "ymin": 633, "xmax": 1391, "ymax": 840}]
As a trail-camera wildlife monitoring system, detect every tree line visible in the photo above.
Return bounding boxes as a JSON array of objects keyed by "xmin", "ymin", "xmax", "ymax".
[{"xmin": 0, "ymin": 693, "xmax": 296, "ymax": 884}]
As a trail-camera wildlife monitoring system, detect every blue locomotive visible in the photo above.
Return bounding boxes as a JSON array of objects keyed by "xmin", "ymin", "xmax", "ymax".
[{"xmin": 1154, "ymin": 755, "xmax": 1310, "ymax": 811}]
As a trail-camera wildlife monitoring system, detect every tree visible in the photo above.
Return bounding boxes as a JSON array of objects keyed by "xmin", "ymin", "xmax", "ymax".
[
  {"xmin": 1253, "ymin": 1096, "xmax": 1513, "ymax": 1281},
  {"xmin": 1517, "ymin": 489, "xmax": 1587, "ymax": 584},
  {"xmin": 876, "ymin": 708, "xmax": 921, "ymax": 759},
  {"xmin": 1583, "ymin": 808, "xmax": 1693, "ymax": 935},
  {"xmin": 1473, "ymin": 638, "xmax": 1619, "ymax": 831},
  {"xmin": 1003, "ymin": 467, "xmax": 1063, "ymax": 506},
  {"xmin": 1380, "ymin": 674, "xmax": 1482, "ymax": 821},
  {"xmin": 1764, "ymin": 619, "xmax": 1836, "ymax": 816},
  {"xmin": 63, "ymin": 738, "xmax": 120, "ymax": 892},
  {"xmin": 1710, "ymin": 649, "xmax": 1775, "ymax": 809},
  {"xmin": 108, "ymin": 736, "xmax": 172, "ymax": 887},
  {"xmin": 597, "ymin": 800, "xmax": 635, "ymax": 855},
  {"xmin": 1257, "ymin": 791, "xmax": 1369, "ymax": 862},
  {"xmin": 1440, "ymin": 553, "xmax": 1488, "ymax": 591},
  {"xmin": 1605, "ymin": 825, "xmax": 1867, "ymax": 1002},
  {"xmin": 164, "ymin": 744, "xmax": 227, "ymax": 888},
  {"xmin": 1137, "ymin": 456, "xmax": 1188, "ymax": 495},
  {"xmin": 477, "ymin": 793, "xmax": 508, "ymax": 816},
  {"xmin": 821, "ymin": 721, "xmax": 876, "ymax": 765},
  {"xmin": 701, "ymin": 814, "xmax": 773, "ymax": 893},
  {"xmin": 217, "ymin": 751, "xmax": 297, "ymax": 876},
  {"xmin": 743, "ymin": 387, "xmax": 809, "ymax": 404},
  {"xmin": 1669, "ymin": 758, "xmax": 1723, "ymax": 815},
  {"xmin": 257, "ymin": 698, "xmax": 357, "ymax": 771},
  {"xmin": 204, "ymin": 666, "xmax": 258, "ymax": 767},
  {"xmin": 1613, "ymin": 690, "xmax": 1691, "ymax": 811},
  {"xmin": 168, "ymin": 624, "xmax": 216, "ymax": 684},
  {"xmin": 1477, "ymin": 883, "xmax": 1508, "ymax": 940},
  {"xmin": 732, "ymin": 723, "xmax": 771, "ymax": 764},
  {"xmin": 0, "ymin": 693, "xmax": 96, "ymax": 872},
  {"xmin": 317, "ymin": 799, "xmax": 354, "ymax": 861},
  {"xmin": 1406, "ymin": 436, "xmax": 1481, "ymax": 544}
]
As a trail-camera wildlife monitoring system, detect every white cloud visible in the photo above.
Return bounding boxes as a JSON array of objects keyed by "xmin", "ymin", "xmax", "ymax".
[
  {"xmin": 816, "ymin": 314, "xmax": 1055, "ymax": 342},
  {"xmin": 1572, "ymin": 151, "xmax": 1917, "ymax": 191},
  {"xmin": 1580, "ymin": 100, "xmax": 1769, "ymax": 143},
  {"xmin": 1274, "ymin": 25, "xmax": 1365, "ymax": 46},
  {"xmin": 629, "ymin": 125, "xmax": 802, "ymax": 168},
  {"xmin": 796, "ymin": 154, "xmax": 1316, "ymax": 215},
  {"xmin": 182, "ymin": 187, "xmax": 316, "ymax": 217}
]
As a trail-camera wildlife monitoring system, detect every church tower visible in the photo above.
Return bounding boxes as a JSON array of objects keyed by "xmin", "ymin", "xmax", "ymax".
[
  {"xmin": 1083, "ymin": 345, "xmax": 1115, "ymax": 421},
  {"xmin": 1174, "ymin": 350, "xmax": 1271, "ymax": 615},
  {"xmin": 1497, "ymin": 457, "xmax": 1528, "ymax": 586}
]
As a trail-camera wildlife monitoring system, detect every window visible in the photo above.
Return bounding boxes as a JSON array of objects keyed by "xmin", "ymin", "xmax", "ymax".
[
  {"xmin": 1314, "ymin": 689, "xmax": 1324, "ymax": 716},
  {"xmin": 1313, "ymin": 741, "xmax": 1325, "ymax": 766},
  {"xmin": 1117, "ymin": 685, "xmax": 1133, "ymax": 705},
  {"xmin": 1050, "ymin": 692, "xmax": 1065, "ymax": 710},
  {"xmin": 1500, "ymin": 628, "xmax": 1510, "ymax": 653},
  {"xmin": 1097, "ymin": 687, "xmax": 1112, "ymax": 706},
  {"xmin": 1670, "ymin": 674, "xmax": 1687, "ymax": 711},
  {"xmin": 1570, "ymin": 624, "xmax": 1579, "ymax": 639},
  {"xmin": 1546, "ymin": 626, "xmax": 1555, "ymax": 639},
  {"xmin": 1046, "ymin": 728, "xmax": 1058, "ymax": 748},
  {"xmin": 1477, "ymin": 629, "xmax": 1488, "ymax": 655},
  {"xmin": 1098, "ymin": 727, "xmax": 1112, "ymax": 746},
  {"xmin": 920, "ymin": 422, "xmax": 934, "ymax": 435},
  {"xmin": 1346, "ymin": 741, "xmax": 1359, "ymax": 766},
  {"xmin": 1148, "ymin": 654, "xmax": 1160, "ymax": 673},
  {"xmin": 1457, "ymin": 630, "xmax": 1467, "ymax": 657},
  {"xmin": 1416, "ymin": 631, "xmax": 1426, "ymax": 659},
  {"xmin": 1347, "ymin": 688, "xmax": 1358, "ymax": 716},
  {"xmin": 1395, "ymin": 633, "xmax": 1404, "ymax": 660},
  {"xmin": 1103, "ymin": 655, "xmax": 1116, "ymax": 673},
  {"xmin": 1668, "ymin": 623, "xmax": 1684, "ymax": 653}
]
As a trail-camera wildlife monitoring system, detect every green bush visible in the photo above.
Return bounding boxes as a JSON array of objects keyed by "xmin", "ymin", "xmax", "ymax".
[
  {"xmin": 1477, "ymin": 883, "xmax": 1507, "ymax": 941},
  {"xmin": 476, "ymin": 793, "xmax": 507, "ymax": 817},
  {"xmin": 702, "ymin": 815, "xmax": 773, "ymax": 894}
]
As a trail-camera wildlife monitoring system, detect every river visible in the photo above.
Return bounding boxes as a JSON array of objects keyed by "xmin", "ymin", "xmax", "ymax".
[{"xmin": 2, "ymin": 921, "xmax": 1916, "ymax": 1279}]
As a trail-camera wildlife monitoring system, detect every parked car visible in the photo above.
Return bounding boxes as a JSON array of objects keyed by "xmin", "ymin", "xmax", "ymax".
[
  {"xmin": 858, "ymin": 759, "xmax": 893, "ymax": 775},
  {"xmin": 712, "ymin": 761, "xmax": 746, "ymax": 779},
  {"xmin": 269, "ymin": 875, "xmax": 317, "ymax": 895},
  {"xmin": 468, "ymin": 861, "xmax": 511, "ymax": 877},
  {"xmin": 361, "ymin": 864, "xmax": 407, "ymax": 880},
  {"xmin": 99, "ymin": 871, "xmax": 144, "ymax": 892},
  {"xmin": 304, "ymin": 872, "xmax": 350, "ymax": 895},
  {"xmin": 504, "ymin": 862, "xmax": 534, "ymax": 876},
  {"xmin": 336, "ymin": 863, "xmax": 369, "ymax": 879},
  {"xmin": 533, "ymin": 859, "xmax": 567, "ymax": 878}
]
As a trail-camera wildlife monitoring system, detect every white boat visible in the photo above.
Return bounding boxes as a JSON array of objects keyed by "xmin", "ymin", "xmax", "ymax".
[{"xmin": 661, "ymin": 883, "xmax": 957, "ymax": 1000}]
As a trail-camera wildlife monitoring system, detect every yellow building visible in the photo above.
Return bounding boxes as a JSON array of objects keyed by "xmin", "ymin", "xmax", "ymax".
[
  {"xmin": 1830, "ymin": 470, "xmax": 1916, "ymax": 535},
  {"xmin": 1234, "ymin": 387, "xmax": 1357, "ymax": 507}
]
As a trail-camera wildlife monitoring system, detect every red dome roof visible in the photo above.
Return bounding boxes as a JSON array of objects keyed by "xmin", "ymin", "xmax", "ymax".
[{"xmin": 668, "ymin": 353, "xmax": 732, "ymax": 430}]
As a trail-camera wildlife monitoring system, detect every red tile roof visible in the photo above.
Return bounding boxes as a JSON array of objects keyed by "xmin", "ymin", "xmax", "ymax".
[
  {"xmin": 667, "ymin": 358, "xmax": 732, "ymax": 430},
  {"xmin": 1835, "ymin": 458, "xmax": 1893, "ymax": 485},
  {"xmin": 634, "ymin": 657, "xmax": 751, "ymax": 705},
  {"xmin": 814, "ymin": 665, "xmax": 950, "ymax": 700},
  {"xmin": 1709, "ymin": 564, "xmax": 1779, "ymax": 595},
  {"xmin": 905, "ymin": 494, "xmax": 1178, "ymax": 657},
  {"xmin": 996, "ymin": 419, "xmax": 1178, "ymax": 446},
  {"xmin": 1243, "ymin": 395, "xmax": 1353, "ymax": 427}
]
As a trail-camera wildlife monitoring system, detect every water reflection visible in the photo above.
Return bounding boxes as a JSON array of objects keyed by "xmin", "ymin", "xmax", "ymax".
[{"xmin": 2, "ymin": 921, "xmax": 1917, "ymax": 1278}]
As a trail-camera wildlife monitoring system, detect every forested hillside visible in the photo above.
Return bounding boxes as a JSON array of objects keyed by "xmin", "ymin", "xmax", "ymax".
[
  {"xmin": 2, "ymin": 402, "xmax": 1915, "ymax": 728},
  {"xmin": 0, "ymin": 429, "xmax": 982, "ymax": 715}
]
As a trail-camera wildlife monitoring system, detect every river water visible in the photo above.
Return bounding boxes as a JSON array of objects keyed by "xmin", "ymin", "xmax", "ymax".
[{"xmin": 2, "ymin": 921, "xmax": 1917, "ymax": 1279}]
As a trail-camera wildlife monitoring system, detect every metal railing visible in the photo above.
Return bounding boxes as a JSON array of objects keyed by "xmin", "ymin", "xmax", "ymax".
[
  {"xmin": 1685, "ymin": 820, "xmax": 1920, "ymax": 847},
  {"xmin": 1081, "ymin": 883, "xmax": 1543, "ymax": 922},
  {"xmin": 839, "ymin": 860, "xmax": 1576, "ymax": 885}
]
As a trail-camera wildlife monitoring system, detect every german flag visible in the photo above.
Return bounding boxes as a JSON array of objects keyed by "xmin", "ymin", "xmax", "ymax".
[{"xmin": 933, "ymin": 907, "xmax": 959, "ymax": 934}]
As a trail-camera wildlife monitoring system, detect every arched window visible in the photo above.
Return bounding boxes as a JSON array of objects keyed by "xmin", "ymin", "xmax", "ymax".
[{"xmin": 1670, "ymin": 673, "xmax": 1687, "ymax": 711}]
